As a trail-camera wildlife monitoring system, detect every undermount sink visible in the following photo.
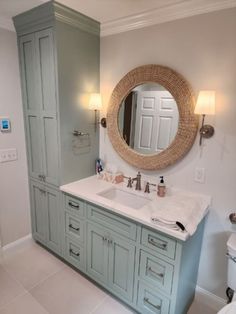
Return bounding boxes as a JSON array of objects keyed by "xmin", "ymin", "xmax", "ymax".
[{"xmin": 98, "ymin": 187, "xmax": 150, "ymax": 209}]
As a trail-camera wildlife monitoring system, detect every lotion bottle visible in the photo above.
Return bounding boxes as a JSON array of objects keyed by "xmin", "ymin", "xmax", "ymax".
[{"xmin": 157, "ymin": 176, "xmax": 166, "ymax": 197}]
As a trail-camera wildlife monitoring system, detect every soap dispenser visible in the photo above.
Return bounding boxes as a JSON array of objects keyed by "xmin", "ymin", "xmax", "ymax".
[{"xmin": 157, "ymin": 176, "xmax": 166, "ymax": 197}]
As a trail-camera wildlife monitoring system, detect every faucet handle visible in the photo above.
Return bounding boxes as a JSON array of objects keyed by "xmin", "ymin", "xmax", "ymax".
[
  {"xmin": 127, "ymin": 177, "xmax": 132, "ymax": 188},
  {"xmin": 144, "ymin": 182, "xmax": 150, "ymax": 193},
  {"xmin": 144, "ymin": 181, "xmax": 156, "ymax": 193},
  {"xmin": 123, "ymin": 175, "xmax": 133, "ymax": 188}
]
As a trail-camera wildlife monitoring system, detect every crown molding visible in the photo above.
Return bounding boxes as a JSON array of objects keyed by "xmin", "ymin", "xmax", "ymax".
[
  {"xmin": 0, "ymin": 16, "xmax": 15, "ymax": 32},
  {"xmin": 1, "ymin": 0, "xmax": 236, "ymax": 35},
  {"xmin": 101, "ymin": 0, "xmax": 236, "ymax": 36}
]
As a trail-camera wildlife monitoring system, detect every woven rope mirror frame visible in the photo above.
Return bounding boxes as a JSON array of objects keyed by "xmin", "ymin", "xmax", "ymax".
[{"xmin": 107, "ymin": 64, "xmax": 198, "ymax": 170}]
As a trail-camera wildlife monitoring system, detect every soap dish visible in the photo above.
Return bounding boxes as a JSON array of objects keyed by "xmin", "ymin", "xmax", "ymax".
[{"xmin": 229, "ymin": 213, "xmax": 236, "ymax": 224}]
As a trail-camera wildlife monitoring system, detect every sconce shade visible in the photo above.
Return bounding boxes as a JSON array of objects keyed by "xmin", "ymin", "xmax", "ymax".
[
  {"xmin": 194, "ymin": 90, "xmax": 215, "ymax": 115},
  {"xmin": 89, "ymin": 93, "xmax": 102, "ymax": 110}
]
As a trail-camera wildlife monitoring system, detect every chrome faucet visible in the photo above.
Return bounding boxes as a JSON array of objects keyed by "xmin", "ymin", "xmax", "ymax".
[{"xmin": 132, "ymin": 171, "xmax": 141, "ymax": 190}]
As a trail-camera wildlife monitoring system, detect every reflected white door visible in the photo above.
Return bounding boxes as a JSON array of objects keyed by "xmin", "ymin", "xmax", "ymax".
[{"xmin": 134, "ymin": 91, "xmax": 178, "ymax": 154}]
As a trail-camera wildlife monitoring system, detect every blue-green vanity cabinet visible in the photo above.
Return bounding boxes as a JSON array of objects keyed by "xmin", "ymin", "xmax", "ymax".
[
  {"xmin": 30, "ymin": 179, "xmax": 61, "ymax": 255},
  {"xmin": 14, "ymin": 1, "xmax": 100, "ymax": 255},
  {"xmin": 61, "ymin": 193, "xmax": 204, "ymax": 314}
]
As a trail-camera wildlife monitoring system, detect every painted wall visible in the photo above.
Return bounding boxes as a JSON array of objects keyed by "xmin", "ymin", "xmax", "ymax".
[
  {"xmin": 100, "ymin": 8, "xmax": 236, "ymax": 299},
  {"xmin": 0, "ymin": 28, "xmax": 31, "ymax": 246}
]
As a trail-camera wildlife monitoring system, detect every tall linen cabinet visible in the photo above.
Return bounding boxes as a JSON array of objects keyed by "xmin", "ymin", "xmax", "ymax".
[{"xmin": 13, "ymin": 1, "xmax": 100, "ymax": 255}]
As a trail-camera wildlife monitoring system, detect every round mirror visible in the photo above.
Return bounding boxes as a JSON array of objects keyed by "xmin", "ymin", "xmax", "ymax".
[
  {"xmin": 118, "ymin": 83, "xmax": 179, "ymax": 155},
  {"xmin": 107, "ymin": 64, "xmax": 198, "ymax": 170}
]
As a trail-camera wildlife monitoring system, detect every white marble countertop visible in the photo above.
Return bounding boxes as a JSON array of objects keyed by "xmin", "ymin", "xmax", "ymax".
[{"xmin": 60, "ymin": 175, "xmax": 211, "ymax": 241}]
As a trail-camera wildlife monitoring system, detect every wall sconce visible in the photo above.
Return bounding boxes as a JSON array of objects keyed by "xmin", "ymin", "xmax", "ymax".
[
  {"xmin": 89, "ymin": 93, "xmax": 106, "ymax": 131},
  {"xmin": 194, "ymin": 90, "xmax": 215, "ymax": 145}
]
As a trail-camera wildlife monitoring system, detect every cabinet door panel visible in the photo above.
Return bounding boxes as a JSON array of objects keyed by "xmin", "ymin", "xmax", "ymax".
[
  {"xmin": 26, "ymin": 115, "xmax": 44, "ymax": 179},
  {"xmin": 30, "ymin": 181, "xmax": 47, "ymax": 243},
  {"xmin": 42, "ymin": 116, "xmax": 59, "ymax": 185},
  {"xmin": 46, "ymin": 187, "xmax": 61, "ymax": 254},
  {"xmin": 19, "ymin": 34, "xmax": 38, "ymax": 111},
  {"xmin": 87, "ymin": 224, "xmax": 108, "ymax": 284},
  {"xmin": 35, "ymin": 28, "xmax": 57, "ymax": 114},
  {"xmin": 108, "ymin": 236, "xmax": 135, "ymax": 302}
]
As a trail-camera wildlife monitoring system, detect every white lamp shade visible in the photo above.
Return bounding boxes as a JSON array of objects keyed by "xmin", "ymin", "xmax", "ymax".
[
  {"xmin": 194, "ymin": 90, "xmax": 215, "ymax": 115},
  {"xmin": 89, "ymin": 93, "xmax": 102, "ymax": 110}
]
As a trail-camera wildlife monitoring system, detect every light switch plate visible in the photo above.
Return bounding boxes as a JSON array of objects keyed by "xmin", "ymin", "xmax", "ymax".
[{"xmin": 0, "ymin": 149, "xmax": 17, "ymax": 163}]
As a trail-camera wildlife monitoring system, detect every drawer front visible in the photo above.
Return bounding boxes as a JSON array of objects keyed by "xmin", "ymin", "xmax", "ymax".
[
  {"xmin": 65, "ymin": 237, "xmax": 85, "ymax": 270},
  {"xmin": 65, "ymin": 213, "xmax": 84, "ymax": 244},
  {"xmin": 137, "ymin": 281, "xmax": 170, "ymax": 314},
  {"xmin": 139, "ymin": 250, "xmax": 174, "ymax": 294},
  {"xmin": 141, "ymin": 228, "xmax": 176, "ymax": 260},
  {"xmin": 87, "ymin": 203, "xmax": 137, "ymax": 241},
  {"xmin": 65, "ymin": 195, "xmax": 84, "ymax": 217}
]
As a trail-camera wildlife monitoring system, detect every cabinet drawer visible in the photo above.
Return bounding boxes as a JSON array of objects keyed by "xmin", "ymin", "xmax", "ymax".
[
  {"xmin": 137, "ymin": 281, "xmax": 170, "ymax": 314},
  {"xmin": 139, "ymin": 250, "xmax": 174, "ymax": 294},
  {"xmin": 87, "ymin": 203, "xmax": 137, "ymax": 241},
  {"xmin": 65, "ymin": 237, "xmax": 85, "ymax": 270},
  {"xmin": 65, "ymin": 213, "xmax": 84, "ymax": 244},
  {"xmin": 65, "ymin": 195, "xmax": 84, "ymax": 217},
  {"xmin": 141, "ymin": 228, "xmax": 176, "ymax": 260}
]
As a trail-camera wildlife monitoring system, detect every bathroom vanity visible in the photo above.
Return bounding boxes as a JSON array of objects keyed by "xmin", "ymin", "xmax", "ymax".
[{"xmin": 60, "ymin": 176, "xmax": 210, "ymax": 314}]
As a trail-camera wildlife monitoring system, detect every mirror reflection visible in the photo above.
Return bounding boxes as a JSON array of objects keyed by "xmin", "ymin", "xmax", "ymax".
[{"xmin": 118, "ymin": 83, "xmax": 179, "ymax": 155}]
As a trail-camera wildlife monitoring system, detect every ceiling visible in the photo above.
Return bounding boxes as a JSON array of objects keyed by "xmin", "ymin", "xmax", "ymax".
[{"xmin": 0, "ymin": 0, "xmax": 236, "ymax": 36}]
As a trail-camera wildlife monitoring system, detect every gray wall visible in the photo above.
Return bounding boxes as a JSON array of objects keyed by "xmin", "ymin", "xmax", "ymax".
[
  {"xmin": 100, "ymin": 8, "xmax": 236, "ymax": 299},
  {"xmin": 0, "ymin": 28, "xmax": 31, "ymax": 246}
]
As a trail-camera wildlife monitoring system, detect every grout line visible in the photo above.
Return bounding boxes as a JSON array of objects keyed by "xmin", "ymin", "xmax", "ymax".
[
  {"xmin": 0, "ymin": 292, "xmax": 50, "ymax": 314},
  {"xmin": 28, "ymin": 265, "xmax": 66, "ymax": 291},
  {"xmin": 89, "ymin": 294, "xmax": 110, "ymax": 314},
  {"xmin": 0, "ymin": 290, "xmax": 28, "ymax": 311}
]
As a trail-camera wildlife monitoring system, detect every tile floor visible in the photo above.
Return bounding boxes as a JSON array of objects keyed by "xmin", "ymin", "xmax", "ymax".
[{"xmin": 0, "ymin": 237, "xmax": 216, "ymax": 314}]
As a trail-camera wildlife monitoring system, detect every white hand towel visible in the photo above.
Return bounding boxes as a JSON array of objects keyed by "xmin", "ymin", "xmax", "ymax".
[{"xmin": 150, "ymin": 192, "xmax": 210, "ymax": 235}]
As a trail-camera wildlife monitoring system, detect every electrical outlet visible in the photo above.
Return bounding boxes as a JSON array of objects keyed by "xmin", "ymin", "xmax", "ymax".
[
  {"xmin": 194, "ymin": 167, "xmax": 205, "ymax": 183},
  {"xmin": 0, "ymin": 149, "xmax": 17, "ymax": 163}
]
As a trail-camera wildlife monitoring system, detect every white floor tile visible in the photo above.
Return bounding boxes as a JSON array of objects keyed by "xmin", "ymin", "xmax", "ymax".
[
  {"xmin": 2, "ymin": 240, "xmax": 65, "ymax": 290},
  {"xmin": 92, "ymin": 296, "xmax": 135, "ymax": 314},
  {"xmin": 188, "ymin": 299, "xmax": 216, "ymax": 314},
  {"xmin": 0, "ymin": 265, "xmax": 26, "ymax": 309},
  {"xmin": 0, "ymin": 293, "xmax": 49, "ymax": 314},
  {"xmin": 31, "ymin": 266, "xmax": 107, "ymax": 314}
]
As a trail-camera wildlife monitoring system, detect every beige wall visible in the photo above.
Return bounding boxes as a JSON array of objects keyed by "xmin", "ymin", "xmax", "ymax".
[
  {"xmin": 100, "ymin": 8, "xmax": 236, "ymax": 299},
  {"xmin": 0, "ymin": 28, "xmax": 31, "ymax": 246}
]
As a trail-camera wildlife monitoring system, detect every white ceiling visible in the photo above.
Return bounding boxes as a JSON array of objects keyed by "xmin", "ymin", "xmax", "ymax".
[{"xmin": 0, "ymin": 0, "xmax": 236, "ymax": 36}]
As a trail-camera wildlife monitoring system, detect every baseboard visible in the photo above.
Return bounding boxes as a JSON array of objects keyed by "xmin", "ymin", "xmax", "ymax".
[
  {"xmin": 2, "ymin": 234, "xmax": 32, "ymax": 252},
  {"xmin": 195, "ymin": 285, "xmax": 227, "ymax": 311}
]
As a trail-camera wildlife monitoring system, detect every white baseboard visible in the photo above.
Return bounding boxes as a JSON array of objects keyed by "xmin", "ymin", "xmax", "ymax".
[
  {"xmin": 2, "ymin": 234, "xmax": 32, "ymax": 252},
  {"xmin": 195, "ymin": 285, "xmax": 227, "ymax": 311}
]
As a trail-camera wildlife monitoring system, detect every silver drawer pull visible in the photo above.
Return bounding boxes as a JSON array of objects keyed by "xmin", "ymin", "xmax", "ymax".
[
  {"xmin": 68, "ymin": 201, "xmax": 79, "ymax": 209},
  {"xmin": 147, "ymin": 266, "xmax": 164, "ymax": 278},
  {"xmin": 70, "ymin": 248, "xmax": 80, "ymax": 257},
  {"xmin": 69, "ymin": 224, "xmax": 80, "ymax": 232},
  {"xmin": 144, "ymin": 297, "xmax": 161, "ymax": 311},
  {"xmin": 148, "ymin": 237, "xmax": 167, "ymax": 250}
]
